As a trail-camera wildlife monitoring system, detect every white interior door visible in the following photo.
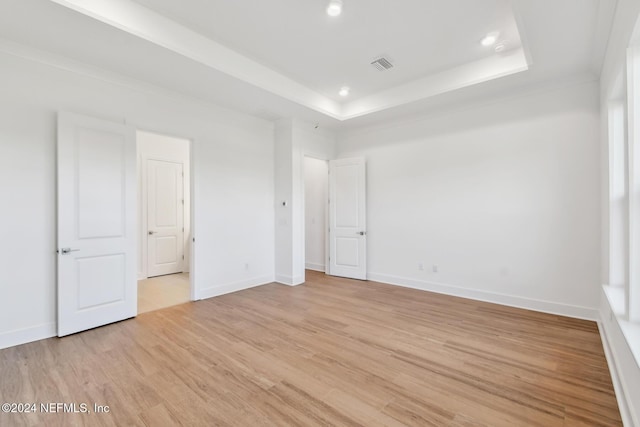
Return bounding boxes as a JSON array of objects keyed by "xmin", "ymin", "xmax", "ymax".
[
  {"xmin": 328, "ymin": 158, "xmax": 367, "ymax": 280},
  {"xmin": 147, "ymin": 159, "xmax": 184, "ymax": 277},
  {"xmin": 57, "ymin": 112, "xmax": 137, "ymax": 337}
]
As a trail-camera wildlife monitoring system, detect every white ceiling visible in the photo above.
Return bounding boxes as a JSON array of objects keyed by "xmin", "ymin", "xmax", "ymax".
[
  {"xmin": 131, "ymin": 0, "xmax": 523, "ymax": 102},
  {"xmin": 0, "ymin": 0, "xmax": 617, "ymax": 130}
]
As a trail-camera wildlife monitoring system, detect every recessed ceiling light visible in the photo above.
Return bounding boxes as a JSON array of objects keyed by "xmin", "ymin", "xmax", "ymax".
[
  {"xmin": 339, "ymin": 86, "xmax": 350, "ymax": 97},
  {"xmin": 327, "ymin": 0, "xmax": 343, "ymax": 17},
  {"xmin": 481, "ymin": 32, "xmax": 499, "ymax": 47}
]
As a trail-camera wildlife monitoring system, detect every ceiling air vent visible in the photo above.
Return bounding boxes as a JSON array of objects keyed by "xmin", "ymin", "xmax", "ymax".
[{"xmin": 371, "ymin": 56, "xmax": 394, "ymax": 71}]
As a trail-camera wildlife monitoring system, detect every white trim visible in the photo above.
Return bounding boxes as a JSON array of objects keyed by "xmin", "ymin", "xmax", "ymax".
[
  {"xmin": 275, "ymin": 274, "xmax": 305, "ymax": 286},
  {"xmin": 197, "ymin": 275, "xmax": 274, "ymax": 300},
  {"xmin": 305, "ymin": 262, "xmax": 325, "ymax": 272},
  {"xmin": 628, "ymin": 44, "xmax": 640, "ymax": 322},
  {"xmin": 49, "ymin": 0, "xmax": 342, "ymax": 119},
  {"xmin": 189, "ymin": 140, "xmax": 197, "ymax": 303},
  {"xmin": 600, "ymin": 285, "xmax": 640, "ymax": 427},
  {"xmin": 0, "ymin": 323, "xmax": 56, "ymax": 350},
  {"xmin": 340, "ymin": 52, "xmax": 529, "ymax": 120},
  {"xmin": 509, "ymin": 0, "xmax": 534, "ymax": 67},
  {"xmin": 367, "ymin": 272, "xmax": 599, "ymax": 321},
  {"xmin": 598, "ymin": 320, "xmax": 635, "ymax": 427},
  {"xmin": 339, "ymin": 73, "xmax": 598, "ymax": 140},
  {"xmin": 603, "ymin": 285, "xmax": 640, "ymax": 367},
  {"xmin": 1, "ymin": 274, "xmax": 274, "ymax": 349},
  {"xmin": 275, "ymin": 274, "xmax": 292, "ymax": 284}
]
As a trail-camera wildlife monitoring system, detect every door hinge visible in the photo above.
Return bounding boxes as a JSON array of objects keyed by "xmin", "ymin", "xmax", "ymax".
[
  {"xmin": 181, "ymin": 199, "xmax": 184, "ymax": 205},
  {"xmin": 182, "ymin": 255, "xmax": 185, "ymax": 260}
]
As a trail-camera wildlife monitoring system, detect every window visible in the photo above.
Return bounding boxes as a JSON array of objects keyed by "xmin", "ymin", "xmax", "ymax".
[{"xmin": 628, "ymin": 44, "xmax": 640, "ymax": 321}]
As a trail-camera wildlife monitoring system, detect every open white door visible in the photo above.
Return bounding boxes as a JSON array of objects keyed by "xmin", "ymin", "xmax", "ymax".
[
  {"xmin": 147, "ymin": 159, "xmax": 184, "ymax": 277},
  {"xmin": 328, "ymin": 158, "xmax": 367, "ymax": 280},
  {"xmin": 57, "ymin": 112, "xmax": 137, "ymax": 337}
]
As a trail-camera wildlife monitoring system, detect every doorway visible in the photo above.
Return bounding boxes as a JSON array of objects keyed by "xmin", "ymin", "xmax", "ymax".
[
  {"xmin": 304, "ymin": 157, "xmax": 329, "ymax": 273},
  {"xmin": 137, "ymin": 130, "xmax": 192, "ymax": 313}
]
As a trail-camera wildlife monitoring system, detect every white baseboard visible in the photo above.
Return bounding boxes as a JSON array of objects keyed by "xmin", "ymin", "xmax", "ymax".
[
  {"xmin": 197, "ymin": 275, "xmax": 274, "ymax": 300},
  {"xmin": 599, "ymin": 286, "xmax": 640, "ymax": 427},
  {"xmin": 0, "ymin": 274, "xmax": 274, "ymax": 350},
  {"xmin": 598, "ymin": 320, "xmax": 635, "ymax": 427},
  {"xmin": 0, "ymin": 322, "xmax": 56, "ymax": 350},
  {"xmin": 305, "ymin": 262, "xmax": 325, "ymax": 272},
  {"xmin": 275, "ymin": 274, "xmax": 304, "ymax": 286},
  {"xmin": 367, "ymin": 272, "xmax": 599, "ymax": 321}
]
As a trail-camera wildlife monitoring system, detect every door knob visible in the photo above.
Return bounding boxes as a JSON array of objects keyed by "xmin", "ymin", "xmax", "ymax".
[
  {"xmin": 148, "ymin": 231, "xmax": 156, "ymax": 235},
  {"xmin": 357, "ymin": 231, "xmax": 367, "ymax": 236},
  {"xmin": 60, "ymin": 248, "xmax": 80, "ymax": 254}
]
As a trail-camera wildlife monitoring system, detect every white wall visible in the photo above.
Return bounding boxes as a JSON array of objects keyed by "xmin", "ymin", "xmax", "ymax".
[
  {"xmin": 337, "ymin": 81, "xmax": 601, "ymax": 319},
  {"xmin": 304, "ymin": 157, "xmax": 328, "ymax": 271},
  {"xmin": 0, "ymin": 48, "xmax": 275, "ymax": 349},
  {"xmin": 274, "ymin": 120, "xmax": 297, "ymax": 284},
  {"xmin": 137, "ymin": 130, "xmax": 191, "ymax": 279},
  {"xmin": 274, "ymin": 119, "xmax": 336, "ymax": 284}
]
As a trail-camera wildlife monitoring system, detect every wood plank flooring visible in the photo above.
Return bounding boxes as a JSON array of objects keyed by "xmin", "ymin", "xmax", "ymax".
[
  {"xmin": 138, "ymin": 273, "xmax": 190, "ymax": 314},
  {"xmin": 0, "ymin": 271, "xmax": 621, "ymax": 426}
]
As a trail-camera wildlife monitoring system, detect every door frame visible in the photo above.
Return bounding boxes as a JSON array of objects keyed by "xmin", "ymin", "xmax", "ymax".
[
  {"xmin": 136, "ymin": 129, "xmax": 195, "ymax": 305},
  {"xmin": 302, "ymin": 155, "xmax": 330, "ymax": 274}
]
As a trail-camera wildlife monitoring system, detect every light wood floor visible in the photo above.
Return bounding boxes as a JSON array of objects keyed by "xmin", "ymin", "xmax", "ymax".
[
  {"xmin": 138, "ymin": 273, "xmax": 190, "ymax": 314},
  {"xmin": 0, "ymin": 271, "xmax": 621, "ymax": 426}
]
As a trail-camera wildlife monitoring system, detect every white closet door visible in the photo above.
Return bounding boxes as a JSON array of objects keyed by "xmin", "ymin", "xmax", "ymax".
[
  {"xmin": 147, "ymin": 159, "xmax": 184, "ymax": 277},
  {"xmin": 328, "ymin": 158, "xmax": 367, "ymax": 280}
]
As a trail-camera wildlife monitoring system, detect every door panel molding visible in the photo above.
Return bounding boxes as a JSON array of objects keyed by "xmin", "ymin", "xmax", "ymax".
[
  {"xmin": 57, "ymin": 112, "xmax": 137, "ymax": 337},
  {"xmin": 146, "ymin": 159, "xmax": 184, "ymax": 277},
  {"xmin": 328, "ymin": 157, "xmax": 367, "ymax": 280}
]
